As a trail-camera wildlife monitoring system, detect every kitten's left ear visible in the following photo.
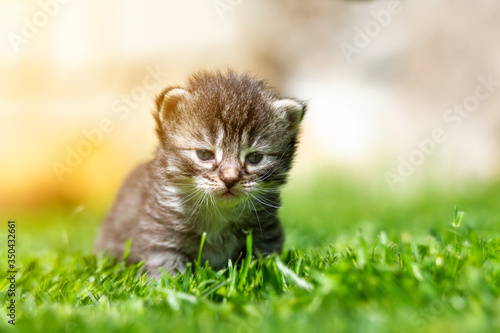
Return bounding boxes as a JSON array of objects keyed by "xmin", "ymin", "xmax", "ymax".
[
  {"xmin": 153, "ymin": 86, "xmax": 191, "ymax": 140},
  {"xmin": 155, "ymin": 87, "xmax": 191, "ymax": 122},
  {"xmin": 272, "ymin": 99, "xmax": 307, "ymax": 132}
]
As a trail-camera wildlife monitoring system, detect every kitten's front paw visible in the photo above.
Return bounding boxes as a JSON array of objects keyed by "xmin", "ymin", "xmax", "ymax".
[{"xmin": 144, "ymin": 253, "xmax": 187, "ymax": 280}]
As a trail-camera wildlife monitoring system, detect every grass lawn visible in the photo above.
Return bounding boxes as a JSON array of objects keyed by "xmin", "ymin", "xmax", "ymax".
[{"xmin": 1, "ymin": 172, "xmax": 500, "ymax": 333}]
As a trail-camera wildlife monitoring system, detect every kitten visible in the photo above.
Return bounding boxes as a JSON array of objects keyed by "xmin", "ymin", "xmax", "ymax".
[{"xmin": 95, "ymin": 70, "xmax": 306, "ymax": 278}]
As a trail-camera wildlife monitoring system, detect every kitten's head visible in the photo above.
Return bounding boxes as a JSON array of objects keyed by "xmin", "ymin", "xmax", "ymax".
[{"xmin": 153, "ymin": 70, "xmax": 306, "ymax": 207}]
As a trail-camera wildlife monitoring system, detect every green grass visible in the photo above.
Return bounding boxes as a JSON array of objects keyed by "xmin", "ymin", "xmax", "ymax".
[{"xmin": 1, "ymin": 174, "xmax": 500, "ymax": 333}]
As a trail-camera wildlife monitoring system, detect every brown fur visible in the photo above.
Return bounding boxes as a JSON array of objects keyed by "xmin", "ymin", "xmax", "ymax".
[{"xmin": 95, "ymin": 70, "xmax": 306, "ymax": 278}]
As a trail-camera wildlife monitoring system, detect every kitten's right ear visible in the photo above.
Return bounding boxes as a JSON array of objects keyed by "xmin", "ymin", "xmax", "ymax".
[
  {"xmin": 272, "ymin": 98, "xmax": 307, "ymax": 132},
  {"xmin": 155, "ymin": 87, "xmax": 190, "ymax": 122}
]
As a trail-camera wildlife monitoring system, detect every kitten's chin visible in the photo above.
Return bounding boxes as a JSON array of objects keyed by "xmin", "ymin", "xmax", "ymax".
[{"xmin": 214, "ymin": 191, "xmax": 243, "ymax": 207}]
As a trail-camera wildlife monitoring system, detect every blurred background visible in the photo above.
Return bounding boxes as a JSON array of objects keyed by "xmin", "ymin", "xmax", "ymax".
[{"xmin": 1, "ymin": 0, "xmax": 499, "ymax": 218}]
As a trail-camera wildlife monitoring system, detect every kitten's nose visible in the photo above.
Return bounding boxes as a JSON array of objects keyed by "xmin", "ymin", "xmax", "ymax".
[
  {"xmin": 223, "ymin": 179, "xmax": 237, "ymax": 189},
  {"xmin": 220, "ymin": 164, "xmax": 240, "ymax": 189}
]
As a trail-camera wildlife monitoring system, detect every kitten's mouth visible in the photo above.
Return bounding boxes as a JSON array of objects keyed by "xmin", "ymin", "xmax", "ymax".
[
  {"xmin": 220, "ymin": 191, "xmax": 236, "ymax": 199},
  {"xmin": 216, "ymin": 190, "xmax": 242, "ymax": 206}
]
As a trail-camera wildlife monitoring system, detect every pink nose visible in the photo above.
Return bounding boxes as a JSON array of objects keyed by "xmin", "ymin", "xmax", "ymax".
[{"xmin": 219, "ymin": 164, "xmax": 239, "ymax": 189}]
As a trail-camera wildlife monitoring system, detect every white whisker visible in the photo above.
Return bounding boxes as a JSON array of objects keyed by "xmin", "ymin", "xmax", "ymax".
[{"xmin": 249, "ymin": 199, "xmax": 263, "ymax": 238}]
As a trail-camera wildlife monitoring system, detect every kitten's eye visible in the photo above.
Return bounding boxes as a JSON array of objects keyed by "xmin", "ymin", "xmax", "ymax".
[
  {"xmin": 196, "ymin": 149, "xmax": 215, "ymax": 161},
  {"xmin": 246, "ymin": 152, "xmax": 263, "ymax": 165}
]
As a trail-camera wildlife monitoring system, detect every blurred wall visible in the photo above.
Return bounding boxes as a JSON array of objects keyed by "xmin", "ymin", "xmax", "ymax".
[{"xmin": 1, "ymin": 0, "xmax": 499, "ymax": 210}]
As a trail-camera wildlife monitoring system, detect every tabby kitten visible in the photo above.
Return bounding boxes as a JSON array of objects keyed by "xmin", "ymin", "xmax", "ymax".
[{"xmin": 95, "ymin": 70, "xmax": 306, "ymax": 278}]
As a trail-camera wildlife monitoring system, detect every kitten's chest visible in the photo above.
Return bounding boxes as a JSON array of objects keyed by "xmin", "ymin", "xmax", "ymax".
[
  {"xmin": 199, "ymin": 229, "xmax": 245, "ymax": 268},
  {"xmin": 190, "ymin": 206, "xmax": 248, "ymax": 268}
]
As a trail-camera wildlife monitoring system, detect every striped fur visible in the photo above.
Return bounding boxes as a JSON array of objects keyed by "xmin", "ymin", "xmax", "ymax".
[{"xmin": 95, "ymin": 70, "xmax": 306, "ymax": 278}]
